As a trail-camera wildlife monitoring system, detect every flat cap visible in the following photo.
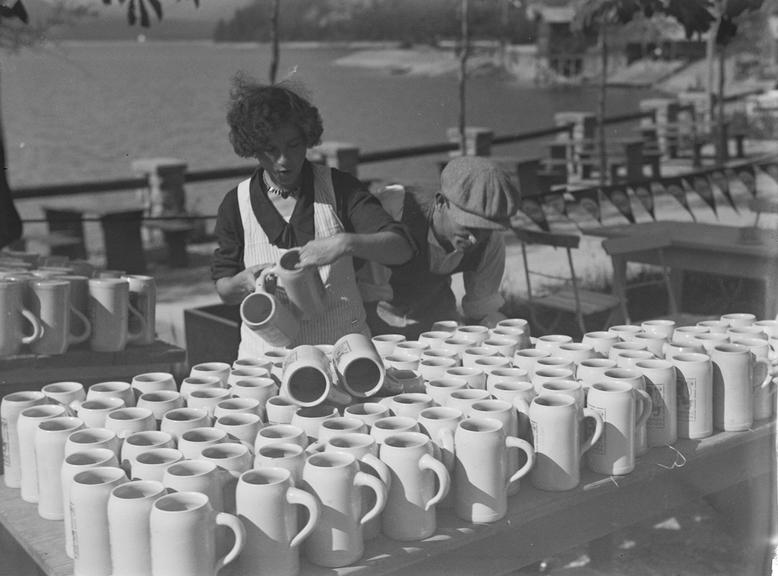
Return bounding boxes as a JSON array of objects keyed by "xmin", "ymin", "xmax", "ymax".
[{"xmin": 440, "ymin": 156, "xmax": 518, "ymax": 230}]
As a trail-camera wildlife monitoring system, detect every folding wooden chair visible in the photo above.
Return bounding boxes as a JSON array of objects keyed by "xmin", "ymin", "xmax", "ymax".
[{"xmin": 514, "ymin": 227, "xmax": 622, "ymax": 336}]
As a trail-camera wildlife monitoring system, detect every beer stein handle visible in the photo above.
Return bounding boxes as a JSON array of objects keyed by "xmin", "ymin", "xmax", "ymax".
[
  {"xmin": 580, "ymin": 407, "xmax": 604, "ymax": 456},
  {"xmin": 20, "ymin": 308, "xmax": 43, "ymax": 345},
  {"xmin": 355, "ymin": 471, "xmax": 387, "ymax": 525},
  {"xmin": 126, "ymin": 300, "xmax": 147, "ymax": 344},
  {"xmin": 68, "ymin": 304, "xmax": 92, "ymax": 345},
  {"xmin": 214, "ymin": 512, "xmax": 246, "ymax": 573},
  {"xmin": 505, "ymin": 436, "xmax": 535, "ymax": 484},
  {"xmin": 418, "ymin": 453, "xmax": 450, "ymax": 511},
  {"xmin": 634, "ymin": 389, "xmax": 653, "ymax": 430},
  {"xmin": 287, "ymin": 486, "xmax": 321, "ymax": 549}
]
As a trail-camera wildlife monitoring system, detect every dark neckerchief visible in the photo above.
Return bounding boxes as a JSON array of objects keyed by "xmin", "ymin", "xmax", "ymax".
[{"xmin": 249, "ymin": 162, "xmax": 315, "ymax": 248}]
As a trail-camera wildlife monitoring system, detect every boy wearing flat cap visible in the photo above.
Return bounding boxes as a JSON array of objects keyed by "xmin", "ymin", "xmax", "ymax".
[{"xmin": 358, "ymin": 156, "xmax": 519, "ymax": 339}]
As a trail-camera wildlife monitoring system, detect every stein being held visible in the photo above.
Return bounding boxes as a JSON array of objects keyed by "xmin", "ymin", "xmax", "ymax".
[{"xmin": 261, "ymin": 249, "xmax": 327, "ymax": 320}]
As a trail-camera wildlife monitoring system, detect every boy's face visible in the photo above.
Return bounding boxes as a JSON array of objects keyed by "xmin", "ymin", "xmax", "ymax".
[
  {"xmin": 256, "ymin": 121, "xmax": 307, "ymax": 191},
  {"xmin": 434, "ymin": 200, "xmax": 492, "ymax": 253}
]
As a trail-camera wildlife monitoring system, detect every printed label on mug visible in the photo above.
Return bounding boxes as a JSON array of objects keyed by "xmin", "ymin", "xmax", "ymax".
[
  {"xmin": 70, "ymin": 500, "xmax": 79, "ymax": 559},
  {"xmin": 677, "ymin": 377, "xmax": 696, "ymax": 422},
  {"xmin": 646, "ymin": 381, "xmax": 665, "ymax": 429},
  {"xmin": 333, "ymin": 340, "xmax": 353, "ymax": 365},
  {"xmin": 587, "ymin": 405, "xmax": 607, "ymax": 456}
]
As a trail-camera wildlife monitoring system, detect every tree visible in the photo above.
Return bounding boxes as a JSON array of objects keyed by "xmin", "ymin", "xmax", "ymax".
[
  {"xmin": 0, "ymin": 0, "xmax": 198, "ymax": 249},
  {"xmin": 572, "ymin": 0, "xmax": 762, "ymax": 181}
]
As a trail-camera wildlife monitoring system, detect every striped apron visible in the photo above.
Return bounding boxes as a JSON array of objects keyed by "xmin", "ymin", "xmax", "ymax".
[{"xmin": 237, "ymin": 163, "xmax": 368, "ymax": 357}]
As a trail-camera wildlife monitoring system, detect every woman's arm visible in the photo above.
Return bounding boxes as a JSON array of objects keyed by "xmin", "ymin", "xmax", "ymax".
[
  {"xmin": 215, "ymin": 264, "xmax": 270, "ymax": 304},
  {"xmin": 297, "ymin": 229, "xmax": 413, "ymax": 268}
]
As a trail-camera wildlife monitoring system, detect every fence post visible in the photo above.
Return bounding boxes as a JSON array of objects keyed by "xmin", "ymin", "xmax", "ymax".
[
  {"xmin": 132, "ymin": 158, "xmax": 188, "ymax": 217},
  {"xmin": 445, "ymin": 126, "xmax": 493, "ymax": 156},
  {"xmin": 315, "ymin": 142, "xmax": 361, "ymax": 177}
]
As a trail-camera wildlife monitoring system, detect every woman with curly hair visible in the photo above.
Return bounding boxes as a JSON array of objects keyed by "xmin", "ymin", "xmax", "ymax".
[{"xmin": 211, "ymin": 73, "xmax": 415, "ymax": 356}]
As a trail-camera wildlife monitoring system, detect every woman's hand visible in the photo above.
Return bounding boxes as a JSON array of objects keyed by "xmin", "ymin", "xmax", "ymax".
[
  {"xmin": 215, "ymin": 263, "xmax": 272, "ymax": 304},
  {"xmin": 297, "ymin": 235, "xmax": 349, "ymax": 268}
]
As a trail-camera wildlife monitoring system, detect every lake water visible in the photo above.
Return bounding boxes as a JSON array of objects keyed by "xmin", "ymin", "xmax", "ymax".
[{"xmin": 3, "ymin": 41, "xmax": 658, "ymax": 221}]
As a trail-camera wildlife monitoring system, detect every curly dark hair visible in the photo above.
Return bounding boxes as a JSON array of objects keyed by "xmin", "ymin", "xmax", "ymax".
[{"xmin": 226, "ymin": 72, "xmax": 324, "ymax": 159}]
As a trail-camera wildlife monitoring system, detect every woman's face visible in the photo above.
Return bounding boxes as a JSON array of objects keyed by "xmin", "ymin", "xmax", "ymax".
[{"xmin": 256, "ymin": 121, "xmax": 307, "ymax": 190}]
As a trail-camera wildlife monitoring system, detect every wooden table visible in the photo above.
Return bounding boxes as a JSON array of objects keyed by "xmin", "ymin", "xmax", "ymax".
[
  {"xmin": 0, "ymin": 419, "xmax": 773, "ymax": 576},
  {"xmin": 582, "ymin": 221, "xmax": 778, "ymax": 319},
  {"xmin": 0, "ymin": 339, "xmax": 186, "ymax": 397}
]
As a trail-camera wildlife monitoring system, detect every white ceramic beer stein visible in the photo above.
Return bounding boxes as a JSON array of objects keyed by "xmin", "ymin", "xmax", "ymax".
[
  {"xmin": 105, "ymin": 407, "xmax": 156, "ymax": 440},
  {"xmin": 29, "ymin": 279, "xmax": 91, "ymax": 354},
  {"xmin": 370, "ymin": 416, "xmax": 420, "ymax": 445},
  {"xmin": 721, "ymin": 312, "xmax": 756, "ymax": 328},
  {"xmin": 87, "ymin": 380, "xmax": 136, "ymax": 408},
  {"xmin": 581, "ymin": 330, "xmax": 621, "ymax": 358},
  {"xmin": 529, "ymin": 393, "xmax": 603, "ymax": 491},
  {"xmin": 65, "ymin": 428, "xmax": 121, "ymax": 461},
  {"xmin": 632, "ymin": 331, "xmax": 667, "ymax": 357},
  {"xmin": 343, "ymin": 402, "xmax": 391, "ymax": 429},
  {"xmin": 380, "ymin": 392, "xmax": 435, "ymax": 420},
  {"xmin": 42, "ymin": 380, "xmax": 86, "ymax": 407},
  {"xmin": 235, "ymin": 468, "xmax": 321, "ymax": 576},
  {"xmin": 187, "ymin": 387, "xmax": 232, "ymax": 418},
  {"xmin": 443, "ymin": 365, "xmax": 486, "ymax": 390},
  {"xmin": 0, "ymin": 278, "xmax": 43, "ymax": 356},
  {"xmin": 150, "ymin": 491, "xmax": 246, "ymax": 576},
  {"xmin": 512, "ymin": 348, "xmax": 550, "ymax": 374},
  {"xmin": 130, "ymin": 371, "xmax": 177, "ymax": 401},
  {"xmin": 322, "ymin": 432, "xmax": 391, "ymax": 539},
  {"xmin": 71, "ymin": 466, "xmax": 128, "ymax": 576},
  {"xmin": 108, "ymin": 479, "xmax": 167, "ymax": 576},
  {"xmin": 280, "ymin": 344, "xmax": 335, "ymax": 406},
  {"xmin": 333, "ymin": 332, "xmax": 386, "ymax": 398},
  {"xmin": 177, "ymin": 427, "xmax": 230, "ymax": 460},
  {"xmin": 302, "ymin": 451, "xmax": 387, "ymax": 567},
  {"xmin": 731, "ymin": 336, "xmax": 775, "ymax": 421},
  {"xmin": 226, "ymin": 366, "xmax": 271, "ymax": 388},
  {"xmin": 240, "ymin": 289, "xmax": 299, "ymax": 348},
  {"xmin": 88, "ymin": 277, "xmax": 146, "ymax": 352},
  {"xmin": 36, "ymin": 415, "xmax": 85, "ymax": 519},
  {"xmin": 255, "ymin": 423, "xmax": 308, "ymax": 454},
  {"xmin": 254, "ymin": 443, "xmax": 307, "ymax": 486},
  {"xmin": 371, "ymin": 333, "xmax": 406, "ymax": 357},
  {"xmin": 601, "ymin": 367, "xmax": 649, "ymax": 456},
  {"xmin": 189, "ymin": 361, "xmax": 231, "ymax": 386},
  {"xmin": 710, "ymin": 343, "xmax": 755, "ymax": 431},
  {"xmin": 137, "ymin": 390, "xmax": 185, "ymax": 425},
  {"xmin": 671, "ymin": 352, "xmax": 714, "ymax": 439},
  {"xmin": 534, "ymin": 333, "xmax": 573, "ymax": 354},
  {"xmin": 162, "ymin": 459, "xmax": 233, "ymax": 513},
  {"xmin": 633, "ymin": 358, "xmax": 678, "ymax": 447},
  {"xmin": 18, "ymin": 404, "xmax": 67, "ymax": 503},
  {"xmin": 73, "ymin": 397, "xmax": 126, "ymax": 429},
  {"xmin": 453, "ymin": 417, "xmax": 534, "ymax": 523},
  {"xmin": 61, "ymin": 448, "xmax": 120, "ymax": 558},
  {"xmin": 120, "ymin": 430, "xmax": 176, "ymax": 473},
  {"xmin": 586, "ymin": 381, "xmax": 651, "ymax": 476},
  {"xmin": 265, "ymin": 395, "xmax": 300, "ymax": 425},
  {"xmin": 416, "ymin": 406, "xmax": 463, "ymax": 472},
  {"xmin": 424, "ymin": 377, "xmax": 468, "ymax": 406},
  {"xmin": 641, "ymin": 319, "xmax": 676, "ymax": 340},
  {"xmin": 454, "ymin": 324, "xmax": 490, "ymax": 345},
  {"xmin": 1, "ymin": 390, "xmax": 46, "ymax": 488},
  {"xmin": 468, "ymin": 398, "xmax": 526, "ymax": 496},
  {"xmin": 215, "ymin": 412, "xmax": 263, "ymax": 447},
  {"xmin": 159, "ymin": 407, "xmax": 211, "ymax": 442},
  {"xmin": 378, "ymin": 431, "xmax": 449, "ymax": 541},
  {"xmin": 614, "ymin": 349, "xmax": 658, "ymax": 371},
  {"xmin": 130, "ymin": 447, "xmax": 184, "ymax": 482},
  {"xmin": 291, "ymin": 404, "xmax": 340, "ymax": 442},
  {"xmin": 229, "ymin": 376, "xmax": 278, "ymax": 420}
]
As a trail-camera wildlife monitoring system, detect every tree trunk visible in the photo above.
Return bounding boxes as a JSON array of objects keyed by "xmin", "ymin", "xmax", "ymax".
[
  {"xmin": 269, "ymin": 0, "xmax": 280, "ymax": 84},
  {"xmin": 598, "ymin": 24, "xmax": 608, "ymax": 187},
  {"xmin": 717, "ymin": 43, "xmax": 727, "ymax": 164},
  {"xmin": 0, "ymin": 66, "xmax": 23, "ymax": 249},
  {"xmin": 458, "ymin": 0, "xmax": 469, "ymax": 155}
]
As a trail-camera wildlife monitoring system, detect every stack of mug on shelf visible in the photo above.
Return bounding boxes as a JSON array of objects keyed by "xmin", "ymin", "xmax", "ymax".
[
  {"xmin": 0, "ymin": 250, "xmax": 156, "ymax": 357},
  {"xmin": 2, "ymin": 312, "xmax": 777, "ymax": 576}
]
